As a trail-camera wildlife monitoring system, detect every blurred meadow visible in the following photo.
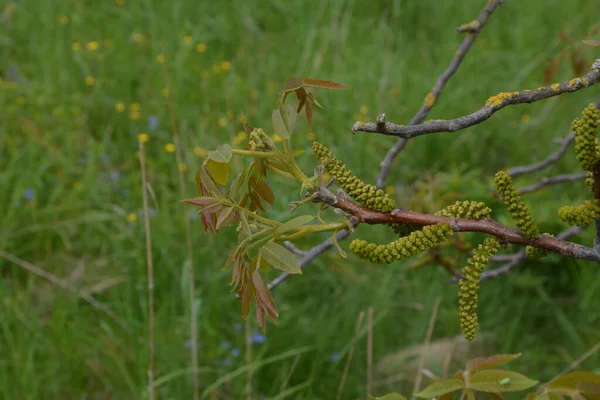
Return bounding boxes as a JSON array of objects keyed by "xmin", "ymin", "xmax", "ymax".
[{"xmin": 1, "ymin": 0, "xmax": 600, "ymax": 398}]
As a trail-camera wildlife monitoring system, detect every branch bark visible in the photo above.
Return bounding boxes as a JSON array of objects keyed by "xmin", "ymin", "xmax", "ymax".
[{"xmin": 353, "ymin": 61, "xmax": 600, "ymax": 138}]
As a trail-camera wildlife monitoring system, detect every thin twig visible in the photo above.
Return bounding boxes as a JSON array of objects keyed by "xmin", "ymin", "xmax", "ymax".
[
  {"xmin": 559, "ymin": 341, "xmax": 600, "ymax": 376},
  {"xmin": 376, "ymin": 0, "xmax": 505, "ymax": 188},
  {"xmin": 508, "ymin": 135, "xmax": 575, "ymax": 177},
  {"xmin": 412, "ymin": 298, "xmax": 441, "ymax": 400},
  {"xmin": 518, "ymin": 173, "xmax": 587, "ymax": 195},
  {"xmin": 353, "ymin": 61, "xmax": 600, "ymax": 138},
  {"xmin": 160, "ymin": 45, "xmax": 200, "ymax": 400},
  {"xmin": 0, "ymin": 250, "xmax": 129, "ymax": 330},
  {"xmin": 139, "ymin": 142, "xmax": 155, "ymax": 400},
  {"xmin": 336, "ymin": 311, "xmax": 365, "ymax": 400},
  {"xmin": 367, "ymin": 307, "xmax": 374, "ymax": 398},
  {"xmin": 283, "ymin": 241, "xmax": 308, "ymax": 256}
]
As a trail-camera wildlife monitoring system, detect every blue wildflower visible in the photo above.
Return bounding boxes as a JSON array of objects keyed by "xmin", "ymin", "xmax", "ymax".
[
  {"xmin": 231, "ymin": 348, "xmax": 240, "ymax": 358},
  {"xmin": 329, "ymin": 352, "xmax": 341, "ymax": 363},
  {"xmin": 23, "ymin": 188, "xmax": 34, "ymax": 201},
  {"xmin": 233, "ymin": 323, "xmax": 243, "ymax": 332},
  {"xmin": 251, "ymin": 332, "xmax": 266, "ymax": 344},
  {"xmin": 220, "ymin": 341, "xmax": 232, "ymax": 349},
  {"xmin": 109, "ymin": 170, "xmax": 121, "ymax": 181},
  {"xmin": 148, "ymin": 115, "xmax": 158, "ymax": 131}
]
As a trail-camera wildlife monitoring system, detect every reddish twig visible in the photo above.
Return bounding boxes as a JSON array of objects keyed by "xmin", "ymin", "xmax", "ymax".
[
  {"xmin": 353, "ymin": 61, "xmax": 600, "ymax": 138},
  {"xmin": 311, "ymin": 187, "xmax": 600, "ymax": 263}
]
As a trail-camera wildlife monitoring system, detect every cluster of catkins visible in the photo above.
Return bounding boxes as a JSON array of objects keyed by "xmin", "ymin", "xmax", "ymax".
[
  {"xmin": 312, "ymin": 105, "xmax": 600, "ymax": 342},
  {"xmin": 559, "ymin": 104, "xmax": 600, "ymax": 225}
]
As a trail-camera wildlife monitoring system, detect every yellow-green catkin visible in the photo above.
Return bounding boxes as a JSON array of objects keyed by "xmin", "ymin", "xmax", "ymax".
[
  {"xmin": 458, "ymin": 237, "xmax": 501, "ymax": 342},
  {"xmin": 350, "ymin": 223, "xmax": 453, "ymax": 264},
  {"xmin": 558, "ymin": 200, "xmax": 600, "ymax": 226},
  {"xmin": 435, "ymin": 200, "xmax": 492, "ymax": 219},
  {"xmin": 312, "ymin": 142, "xmax": 395, "ymax": 212},
  {"xmin": 494, "ymin": 171, "xmax": 539, "ymax": 239},
  {"xmin": 572, "ymin": 104, "xmax": 600, "ymax": 172},
  {"xmin": 525, "ymin": 233, "xmax": 553, "ymax": 259}
]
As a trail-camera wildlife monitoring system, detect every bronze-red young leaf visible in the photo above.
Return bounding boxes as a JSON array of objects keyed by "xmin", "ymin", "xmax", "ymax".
[{"xmin": 302, "ymin": 78, "xmax": 349, "ymax": 90}]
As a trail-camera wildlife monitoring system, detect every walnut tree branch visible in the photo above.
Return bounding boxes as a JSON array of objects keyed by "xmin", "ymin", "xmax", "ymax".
[
  {"xmin": 518, "ymin": 172, "xmax": 587, "ymax": 195},
  {"xmin": 311, "ymin": 188, "xmax": 600, "ymax": 263},
  {"xmin": 353, "ymin": 60, "xmax": 600, "ymax": 138},
  {"xmin": 508, "ymin": 134, "xmax": 574, "ymax": 177},
  {"xmin": 376, "ymin": 0, "xmax": 505, "ymax": 188}
]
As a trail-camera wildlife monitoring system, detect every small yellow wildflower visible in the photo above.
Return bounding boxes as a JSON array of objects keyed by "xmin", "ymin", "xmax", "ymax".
[
  {"xmin": 218, "ymin": 118, "xmax": 227, "ymax": 127},
  {"xmin": 194, "ymin": 147, "xmax": 207, "ymax": 157},
  {"xmin": 178, "ymin": 163, "xmax": 188, "ymax": 172},
  {"xmin": 58, "ymin": 16, "xmax": 69, "ymax": 24},
  {"xmin": 237, "ymin": 113, "xmax": 248, "ymax": 124},
  {"xmin": 161, "ymin": 88, "xmax": 169, "ymax": 97},
  {"xmin": 86, "ymin": 41, "xmax": 99, "ymax": 51},
  {"xmin": 183, "ymin": 35, "xmax": 193, "ymax": 45},
  {"xmin": 129, "ymin": 111, "xmax": 141, "ymax": 120},
  {"xmin": 385, "ymin": 185, "xmax": 395, "ymax": 195},
  {"xmin": 307, "ymin": 131, "xmax": 316, "ymax": 140},
  {"xmin": 72, "ymin": 42, "xmax": 81, "ymax": 51},
  {"xmin": 165, "ymin": 143, "xmax": 176, "ymax": 153},
  {"xmin": 129, "ymin": 103, "xmax": 141, "ymax": 111},
  {"xmin": 520, "ymin": 114, "xmax": 531, "ymax": 123},
  {"xmin": 359, "ymin": 105, "xmax": 368, "ymax": 115},
  {"xmin": 156, "ymin": 53, "xmax": 165, "ymax": 63},
  {"xmin": 233, "ymin": 131, "xmax": 247, "ymax": 146},
  {"xmin": 127, "ymin": 213, "xmax": 138, "ymax": 223},
  {"xmin": 132, "ymin": 32, "xmax": 144, "ymax": 43},
  {"xmin": 195, "ymin": 43, "xmax": 206, "ymax": 53},
  {"xmin": 138, "ymin": 133, "xmax": 149, "ymax": 143},
  {"xmin": 115, "ymin": 102, "xmax": 126, "ymax": 112},
  {"xmin": 85, "ymin": 76, "xmax": 95, "ymax": 86},
  {"xmin": 16, "ymin": 96, "xmax": 25, "ymax": 105},
  {"xmin": 272, "ymin": 135, "xmax": 282, "ymax": 143},
  {"xmin": 221, "ymin": 61, "xmax": 231, "ymax": 71}
]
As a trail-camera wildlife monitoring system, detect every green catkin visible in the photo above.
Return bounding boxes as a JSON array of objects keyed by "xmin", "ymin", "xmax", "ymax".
[
  {"xmin": 572, "ymin": 104, "xmax": 600, "ymax": 172},
  {"xmin": 558, "ymin": 200, "xmax": 600, "ymax": 226},
  {"xmin": 493, "ymin": 171, "xmax": 539, "ymax": 239},
  {"xmin": 458, "ymin": 237, "xmax": 502, "ymax": 342},
  {"xmin": 435, "ymin": 200, "xmax": 492, "ymax": 219},
  {"xmin": 312, "ymin": 142, "xmax": 395, "ymax": 212},
  {"xmin": 350, "ymin": 223, "xmax": 453, "ymax": 264}
]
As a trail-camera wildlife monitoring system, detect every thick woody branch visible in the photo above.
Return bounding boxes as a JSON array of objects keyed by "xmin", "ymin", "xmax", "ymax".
[
  {"xmin": 312, "ymin": 189, "xmax": 600, "ymax": 263},
  {"xmin": 376, "ymin": 0, "xmax": 505, "ymax": 188},
  {"xmin": 353, "ymin": 61, "xmax": 600, "ymax": 139}
]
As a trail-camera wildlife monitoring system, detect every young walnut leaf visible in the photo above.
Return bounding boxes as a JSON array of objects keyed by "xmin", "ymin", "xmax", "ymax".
[
  {"xmin": 251, "ymin": 268, "xmax": 278, "ymax": 332},
  {"xmin": 582, "ymin": 39, "xmax": 600, "ymax": 47},
  {"xmin": 274, "ymin": 215, "xmax": 315, "ymax": 236},
  {"xmin": 205, "ymin": 160, "xmax": 229, "ymax": 185},
  {"xmin": 414, "ymin": 379, "xmax": 466, "ymax": 399},
  {"xmin": 302, "ymin": 78, "xmax": 350, "ymax": 90},
  {"xmin": 546, "ymin": 371, "xmax": 600, "ymax": 392},
  {"xmin": 207, "ymin": 143, "xmax": 233, "ymax": 163},
  {"xmin": 469, "ymin": 370, "xmax": 539, "ymax": 393},
  {"xmin": 259, "ymin": 242, "xmax": 302, "ymax": 274}
]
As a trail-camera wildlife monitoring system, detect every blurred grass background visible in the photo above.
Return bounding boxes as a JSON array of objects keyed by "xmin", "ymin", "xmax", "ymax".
[{"xmin": 1, "ymin": 0, "xmax": 600, "ymax": 398}]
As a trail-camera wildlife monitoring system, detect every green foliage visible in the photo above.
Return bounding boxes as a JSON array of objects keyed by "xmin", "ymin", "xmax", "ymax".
[
  {"xmin": 494, "ymin": 170, "xmax": 540, "ymax": 238},
  {"xmin": 458, "ymin": 237, "xmax": 502, "ymax": 342}
]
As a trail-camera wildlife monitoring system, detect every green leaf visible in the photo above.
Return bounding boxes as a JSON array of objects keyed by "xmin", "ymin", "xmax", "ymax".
[
  {"xmin": 467, "ymin": 354, "xmax": 522, "ymax": 374},
  {"xmin": 272, "ymin": 108, "xmax": 290, "ymax": 139},
  {"xmin": 259, "ymin": 242, "xmax": 302, "ymax": 274},
  {"xmin": 414, "ymin": 379, "xmax": 466, "ymax": 398},
  {"xmin": 369, "ymin": 393, "xmax": 407, "ymax": 400},
  {"xmin": 207, "ymin": 143, "xmax": 233, "ymax": 163},
  {"xmin": 469, "ymin": 370, "xmax": 539, "ymax": 393},
  {"xmin": 274, "ymin": 215, "xmax": 315, "ymax": 236},
  {"xmin": 577, "ymin": 381, "xmax": 600, "ymax": 400},
  {"xmin": 279, "ymin": 101, "xmax": 297, "ymax": 135},
  {"xmin": 547, "ymin": 371, "xmax": 600, "ymax": 391},
  {"xmin": 205, "ymin": 160, "xmax": 230, "ymax": 185}
]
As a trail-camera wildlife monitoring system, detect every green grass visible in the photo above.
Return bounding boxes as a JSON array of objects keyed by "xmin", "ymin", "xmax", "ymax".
[{"xmin": 1, "ymin": 0, "xmax": 600, "ymax": 398}]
